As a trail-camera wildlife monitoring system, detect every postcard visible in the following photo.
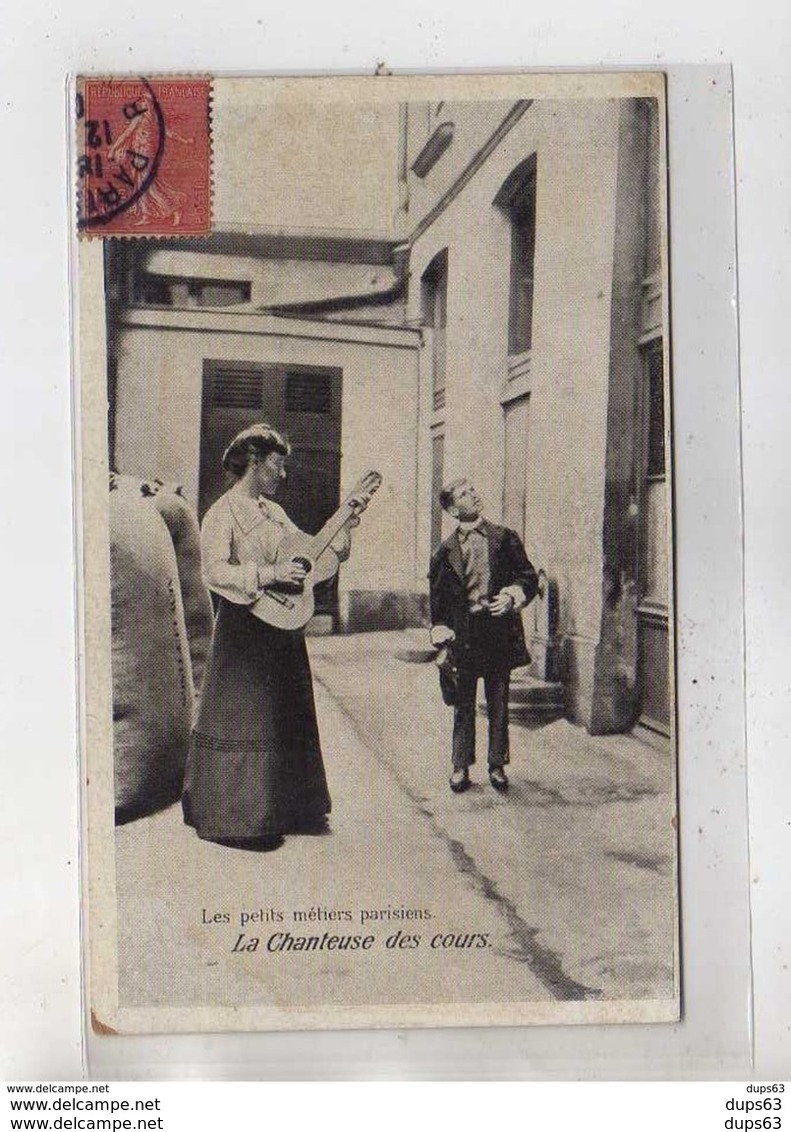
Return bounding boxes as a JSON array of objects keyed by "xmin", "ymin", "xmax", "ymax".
[{"xmin": 75, "ymin": 70, "xmax": 677, "ymax": 1033}]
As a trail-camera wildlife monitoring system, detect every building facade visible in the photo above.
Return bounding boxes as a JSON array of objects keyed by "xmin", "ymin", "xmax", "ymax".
[
  {"xmin": 106, "ymin": 91, "xmax": 669, "ymax": 735},
  {"xmin": 401, "ymin": 96, "xmax": 668, "ymax": 735}
]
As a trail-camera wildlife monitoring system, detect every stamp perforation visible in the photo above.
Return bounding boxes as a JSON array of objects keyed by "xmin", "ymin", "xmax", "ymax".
[{"xmin": 76, "ymin": 74, "xmax": 213, "ymax": 240}]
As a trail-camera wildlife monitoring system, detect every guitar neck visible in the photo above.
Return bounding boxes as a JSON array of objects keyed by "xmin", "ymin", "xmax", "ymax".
[{"xmin": 305, "ymin": 500, "xmax": 358, "ymax": 560}]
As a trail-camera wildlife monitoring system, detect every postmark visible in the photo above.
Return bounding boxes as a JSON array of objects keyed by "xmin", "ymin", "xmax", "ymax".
[{"xmin": 76, "ymin": 77, "xmax": 211, "ymax": 237}]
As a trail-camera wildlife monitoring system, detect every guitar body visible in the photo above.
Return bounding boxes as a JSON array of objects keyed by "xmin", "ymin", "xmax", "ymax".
[
  {"xmin": 249, "ymin": 470, "xmax": 382, "ymax": 632},
  {"xmin": 250, "ymin": 535, "xmax": 340, "ymax": 631}
]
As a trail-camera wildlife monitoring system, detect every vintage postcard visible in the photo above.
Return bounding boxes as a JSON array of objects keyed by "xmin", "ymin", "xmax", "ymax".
[{"xmin": 75, "ymin": 71, "xmax": 677, "ymax": 1034}]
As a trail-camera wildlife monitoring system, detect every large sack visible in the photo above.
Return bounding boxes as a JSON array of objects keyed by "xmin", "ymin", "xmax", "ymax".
[
  {"xmin": 110, "ymin": 479, "xmax": 194, "ymax": 822},
  {"xmin": 111, "ymin": 475, "xmax": 213, "ymax": 691},
  {"xmin": 149, "ymin": 487, "xmax": 213, "ymax": 691}
]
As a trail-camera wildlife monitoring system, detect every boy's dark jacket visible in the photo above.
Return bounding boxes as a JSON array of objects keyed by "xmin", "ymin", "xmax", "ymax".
[{"xmin": 429, "ymin": 519, "xmax": 539, "ymax": 673}]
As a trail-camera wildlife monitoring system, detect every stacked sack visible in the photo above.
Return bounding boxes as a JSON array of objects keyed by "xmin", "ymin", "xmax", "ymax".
[{"xmin": 109, "ymin": 474, "xmax": 214, "ymax": 823}]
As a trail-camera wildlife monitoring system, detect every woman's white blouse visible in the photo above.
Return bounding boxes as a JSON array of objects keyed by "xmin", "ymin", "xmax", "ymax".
[
  {"xmin": 200, "ymin": 488, "xmax": 352, "ymax": 605},
  {"xmin": 200, "ymin": 490, "xmax": 299, "ymax": 605}
]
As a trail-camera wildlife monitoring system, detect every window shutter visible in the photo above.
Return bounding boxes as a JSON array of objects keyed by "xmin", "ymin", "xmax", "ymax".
[
  {"xmin": 212, "ymin": 369, "xmax": 263, "ymax": 409},
  {"xmin": 285, "ymin": 372, "xmax": 332, "ymax": 414}
]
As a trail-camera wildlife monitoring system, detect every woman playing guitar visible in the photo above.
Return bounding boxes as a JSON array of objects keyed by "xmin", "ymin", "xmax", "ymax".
[{"xmin": 181, "ymin": 422, "xmax": 379, "ymax": 849}]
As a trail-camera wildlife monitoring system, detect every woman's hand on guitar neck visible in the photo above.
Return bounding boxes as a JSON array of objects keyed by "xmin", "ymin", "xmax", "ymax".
[{"xmin": 345, "ymin": 493, "xmax": 369, "ymax": 528}]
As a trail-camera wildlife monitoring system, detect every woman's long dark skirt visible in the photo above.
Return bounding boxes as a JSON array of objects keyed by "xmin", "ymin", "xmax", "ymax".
[{"xmin": 182, "ymin": 598, "xmax": 331, "ymax": 842}]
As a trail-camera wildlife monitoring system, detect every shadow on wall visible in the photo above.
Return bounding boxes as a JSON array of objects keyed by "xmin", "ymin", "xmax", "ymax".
[{"xmin": 341, "ymin": 590, "xmax": 430, "ymax": 633}]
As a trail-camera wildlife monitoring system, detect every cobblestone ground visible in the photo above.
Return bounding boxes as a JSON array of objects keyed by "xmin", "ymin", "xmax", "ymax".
[{"xmin": 113, "ymin": 630, "xmax": 677, "ymax": 1023}]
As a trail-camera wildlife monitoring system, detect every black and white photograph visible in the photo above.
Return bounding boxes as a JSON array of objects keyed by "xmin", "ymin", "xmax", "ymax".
[{"xmin": 77, "ymin": 71, "xmax": 677, "ymax": 1033}]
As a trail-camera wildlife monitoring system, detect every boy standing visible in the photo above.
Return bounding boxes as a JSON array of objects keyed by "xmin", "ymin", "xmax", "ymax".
[{"xmin": 429, "ymin": 479, "xmax": 538, "ymax": 793}]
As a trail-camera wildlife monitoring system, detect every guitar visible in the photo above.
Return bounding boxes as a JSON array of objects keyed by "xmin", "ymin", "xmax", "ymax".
[{"xmin": 250, "ymin": 470, "xmax": 382, "ymax": 631}]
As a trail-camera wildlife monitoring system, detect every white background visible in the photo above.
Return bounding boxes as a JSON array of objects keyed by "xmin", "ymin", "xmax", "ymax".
[{"xmin": 0, "ymin": 0, "xmax": 789, "ymax": 1083}]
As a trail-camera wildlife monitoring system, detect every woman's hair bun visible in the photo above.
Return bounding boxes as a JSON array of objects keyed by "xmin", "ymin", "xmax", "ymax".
[{"xmin": 221, "ymin": 423, "xmax": 291, "ymax": 477}]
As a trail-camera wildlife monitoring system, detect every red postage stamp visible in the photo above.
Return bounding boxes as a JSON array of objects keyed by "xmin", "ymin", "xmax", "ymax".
[{"xmin": 76, "ymin": 76, "xmax": 211, "ymax": 237}]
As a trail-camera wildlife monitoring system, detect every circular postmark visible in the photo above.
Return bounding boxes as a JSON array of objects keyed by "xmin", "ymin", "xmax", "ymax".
[{"xmin": 76, "ymin": 78, "xmax": 166, "ymax": 231}]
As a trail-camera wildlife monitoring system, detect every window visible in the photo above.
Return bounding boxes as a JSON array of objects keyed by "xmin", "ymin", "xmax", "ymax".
[
  {"xmin": 195, "ymin": 279, "xmax": 251, "ymax": 307},
  {"xmin": 644, "ymin": 342, "xmax": 665, "ymax": 478},
  {"xmin": 636, "ymin": 338, "xmax": 670, "ymax": 734},
  {"xmin": 411, "ymin": 121, "xmax": 454, "ymax": 179},
  {"xmin": 495, "ymin": 156, "xmax": 537, "ymax": 356},
  {"xmin": 135, "ymin": 274, "xmax": 251, "ymax": 308},
  {"xmin": 211, "ymin": 367, "xmax": 263, "ymax": 409},
  {"xmin": 431, "ymin": 432, "xmax": 445, "ymax": 554},
  {"xmin": 422, "ymin": 250, "xmax": 448, "ymax": 411}
]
